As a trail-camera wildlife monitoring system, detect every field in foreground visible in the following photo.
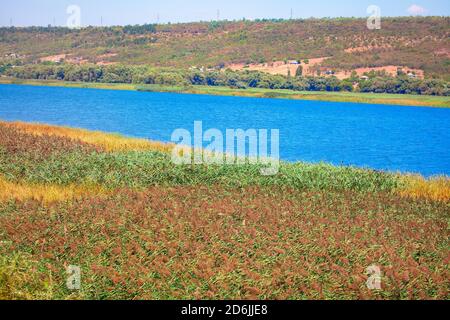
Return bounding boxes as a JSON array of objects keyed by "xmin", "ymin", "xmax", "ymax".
[
  {"xmin": 1, "ymin": 78, "xmax": 449, "ymax": 108},
  {"xmin": 0, "ymin": 121, "xmax": 449, "ymax": 300}
]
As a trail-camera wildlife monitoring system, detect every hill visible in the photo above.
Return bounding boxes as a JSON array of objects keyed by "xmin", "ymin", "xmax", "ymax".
[{"xmin": 1, "ymin": 17, "xmax": 449, "ymax": 80}]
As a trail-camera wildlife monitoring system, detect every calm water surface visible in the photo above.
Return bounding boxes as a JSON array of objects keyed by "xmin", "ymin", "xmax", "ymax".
[{"xmin": 0, "ymin": 84, "xmax": 449, "ymax": 176}]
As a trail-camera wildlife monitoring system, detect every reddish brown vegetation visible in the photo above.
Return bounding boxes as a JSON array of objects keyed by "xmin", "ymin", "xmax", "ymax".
[
  {"xmin": 1, "ymin": 186, "xmax": 448, "ymax": 299},
  {"xmin": 0, "ymin": 123, "xmax": 102, "ymax": 159},
  {"xmin": 0, "ymin": 121, "xmax": 448, "ymax": 300}
]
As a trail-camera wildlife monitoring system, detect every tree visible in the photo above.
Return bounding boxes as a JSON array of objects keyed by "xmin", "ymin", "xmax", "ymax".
[
  {"xmin": 189, "ymin": 72, "xmax": 206, "ymax": 85},
  {"xmin": 397, "ymin": 67, "xmax": 405, "ymax": 77},
  {"xmin": 341, "ymin": 79, "xmax": 354, "ymax": 92},
  {"xmin": 349, "ymin": 71, "xmax": 358, "ymax": 82},
  {"xmin": 4, "ymin": 62, "xmax": 448, "ymax": 96},
  {"xmin": 295, "ymin": 65, "xmax": 303, "ymax": 77}
]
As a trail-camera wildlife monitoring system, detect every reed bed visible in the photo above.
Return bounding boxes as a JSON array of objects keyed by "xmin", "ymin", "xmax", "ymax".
[
  {"xmin": 2, "ymin": 121, "xmax": 171, "ymax": 153},
  {"xmin": 0, "ymin": 121, "xmax": 448, "ymax": 300},
  {"xmin": 0, "ymin": 175, "xmax": 107, "ymax": 203},
  {"xmin": 400, "ymin": 176, "xmax": 450, "ymax": 202}
]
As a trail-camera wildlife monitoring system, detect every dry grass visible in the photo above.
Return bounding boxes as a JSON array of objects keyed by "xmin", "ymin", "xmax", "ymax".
[
  {"xmin": 401, "ymin": 175, "xmax": 450, "ymax": 202},
  {"xmin": 0, "ymin": 175, "xmax": 107, "ymax": 203},
  {"xmin": 2, "ymin": 121, "xmax": 172, "ymax": 153}
]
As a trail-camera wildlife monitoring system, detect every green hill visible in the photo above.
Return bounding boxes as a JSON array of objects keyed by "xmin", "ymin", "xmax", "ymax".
[{"xmin": 1, "ymin": 17, "xmax": 449, "ymax": 79}]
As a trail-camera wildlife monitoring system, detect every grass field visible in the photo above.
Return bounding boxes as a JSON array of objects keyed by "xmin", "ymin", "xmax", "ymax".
[
  {"xmin": 1, "ymin": 78, "xmax": 449, "ymax": 108},
  {"xmin": 0, "ymin": 120, "xmax": 449, "ymax": 300}
]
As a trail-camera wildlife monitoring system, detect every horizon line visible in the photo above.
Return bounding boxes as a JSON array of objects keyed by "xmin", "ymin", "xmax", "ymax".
[{"xmin": 1, "ymin": 15, "xmax": 449, "ymax": 28}]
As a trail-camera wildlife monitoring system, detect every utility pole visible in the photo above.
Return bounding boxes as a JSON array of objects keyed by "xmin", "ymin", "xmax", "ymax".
[
  {"xmin": 217, "ymin": 9, "xmax": 220, "ymax": 21},
  {"xmin": 101, "ymin": 16, "xmax": 103, "ymax": 27},
  {"xmin": 52, "ymin": 17, "xmax": 56, "ymax": 42},
  {"xmin": 10, "ymin": 18, "xmax": 13, "ymax": 27},
  {"xmin": 157, "ymin": 14, "xmax": 160, "ymax": 24},
  {"xmin": 290, "ymin": 8, "xmax": 293, "ymax": 20}
]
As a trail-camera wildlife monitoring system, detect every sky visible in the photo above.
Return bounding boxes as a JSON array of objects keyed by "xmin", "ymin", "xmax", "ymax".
[{"xmin": 0, "ymin": 0, "xmax": 449, "ymax": 27}]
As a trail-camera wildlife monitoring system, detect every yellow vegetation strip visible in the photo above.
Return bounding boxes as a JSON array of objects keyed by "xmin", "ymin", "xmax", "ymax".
[
  {"xmin": 399, "ymin": 175, "xmax": 450, "ymax": 203},
  {"xmin": 0, "ymin": 176, "xmax": 108, "ymax": 204},
  {"xmin": 2, "ymin": 121, "xmax": 173, "ymax": 153}
]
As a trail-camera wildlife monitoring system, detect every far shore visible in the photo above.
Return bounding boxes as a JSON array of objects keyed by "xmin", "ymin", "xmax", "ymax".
[{"xmin": 1, "ymin": 77, "xmax": 449, "ymax": 108}]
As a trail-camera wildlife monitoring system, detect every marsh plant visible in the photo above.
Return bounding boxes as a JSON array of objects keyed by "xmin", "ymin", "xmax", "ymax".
[{"xmin": 0, "ymin": 121, "xmax": 449, "ymax": 300}]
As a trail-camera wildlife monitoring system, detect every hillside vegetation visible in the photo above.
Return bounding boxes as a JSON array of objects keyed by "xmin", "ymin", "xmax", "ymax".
[
  {"xmin": 1, "ymin": 17, "xmax": 449, "ymax": 78},
  {"xmin": 1, "ymin": 17, "xmax": 449, "ymax": 97},
  {"xmin": 0, "ymin": 121, "xmax": 449, "ymax": 299}
]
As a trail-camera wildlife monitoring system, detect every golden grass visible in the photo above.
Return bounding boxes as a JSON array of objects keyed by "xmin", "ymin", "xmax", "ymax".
[
  {"xmin": 2, "ymin": 121, "xmax": 449, "ymax": 203},
  {"xmin": 2, "ymin": 121, "xmax": 172, "ymax": 153},
  {"xmin": 400, "ymin": 176, "xmax": 450, "ymax": 202},
  {"xmin": 0, "ymin": 176, "xmax": 107, "ymax": 203}
]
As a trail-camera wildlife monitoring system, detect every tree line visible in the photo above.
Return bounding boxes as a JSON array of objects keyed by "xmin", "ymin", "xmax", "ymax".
[{"xmin": 2, "ymin": 63, "xmax": 449, "ymax": 96}]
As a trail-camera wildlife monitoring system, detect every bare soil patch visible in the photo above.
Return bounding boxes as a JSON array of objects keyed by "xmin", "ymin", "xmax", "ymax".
[
  {"xmin": 333, "ymin": 66, "xmax": 424, "ymax": 80},
  {"xmin": 228, "ymin": 57, "xmax": 329, "ymax": 77}
]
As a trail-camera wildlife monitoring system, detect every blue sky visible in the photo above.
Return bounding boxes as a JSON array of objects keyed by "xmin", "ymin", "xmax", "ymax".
[{"xmin": 1, "ymin": 0, "xmax": 449, "ymax": 27}]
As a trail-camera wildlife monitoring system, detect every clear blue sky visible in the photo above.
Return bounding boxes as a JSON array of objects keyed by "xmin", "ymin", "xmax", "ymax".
[{"xmin": 1, "ymin": 0, "xmax": 449, "ymax": 27}]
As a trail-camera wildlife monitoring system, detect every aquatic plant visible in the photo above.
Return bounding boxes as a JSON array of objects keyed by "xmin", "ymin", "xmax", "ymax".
[{"xmin": 0, "ymin": 121, "xmax": 448, "ymax": 300}]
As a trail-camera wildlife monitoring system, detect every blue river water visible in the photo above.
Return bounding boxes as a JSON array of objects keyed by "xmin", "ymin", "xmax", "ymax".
[{"xmin": 0, "ymin": 84, "xmax": 449, "ymax": 176}]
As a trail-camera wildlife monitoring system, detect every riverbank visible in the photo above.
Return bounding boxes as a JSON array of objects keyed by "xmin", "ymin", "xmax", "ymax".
[
  {"xmin": 1, "ymin": 77, "xmax": 449, "ymax": 108},
  {"xmin": 1, "ymin": 120, "xmax": 449, "ymax": 201}
]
